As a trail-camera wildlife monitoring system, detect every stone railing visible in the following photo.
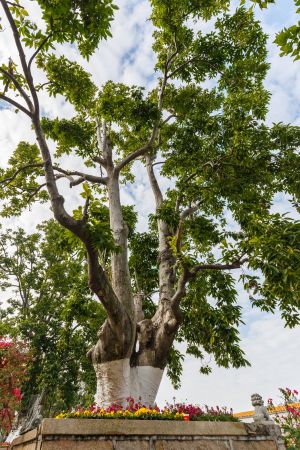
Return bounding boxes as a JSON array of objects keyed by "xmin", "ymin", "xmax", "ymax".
[{"xmin": 10, "ymin": 418, "xmax": 285, "ymax": 450}]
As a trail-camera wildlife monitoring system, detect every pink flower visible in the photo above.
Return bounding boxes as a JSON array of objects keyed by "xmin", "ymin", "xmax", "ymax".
[{"xmin": 293, "ymin": 390, "xmax": 298, "ymax": 396}]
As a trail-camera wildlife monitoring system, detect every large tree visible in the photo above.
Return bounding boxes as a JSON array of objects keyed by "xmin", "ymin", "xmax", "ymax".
[{"xmin": 0, "ymin": 0, "xmax": 299, "ymax": 406}]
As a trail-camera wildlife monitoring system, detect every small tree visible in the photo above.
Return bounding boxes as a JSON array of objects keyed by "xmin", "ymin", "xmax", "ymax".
[
  {"xmin": 0, "ymin": 222, "xmax": 105, "ymax": 415},
  {"xmin": 0, "ymin": 339, "xmax": 29, "ymax": 440},
  {"xmin": 0, "ymin": 0, "xmax": 299, "ymax": 406}
]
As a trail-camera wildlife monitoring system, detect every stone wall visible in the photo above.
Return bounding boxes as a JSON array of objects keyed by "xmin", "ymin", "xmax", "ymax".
[{"xmin": 10, "ymin": 419, "xmax": 286, "ymax": 450}]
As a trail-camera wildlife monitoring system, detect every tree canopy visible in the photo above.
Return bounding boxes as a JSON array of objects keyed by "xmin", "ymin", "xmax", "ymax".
[{"xmin": 0, "ymin": 0, "xmax": 299, "ymax": 402}]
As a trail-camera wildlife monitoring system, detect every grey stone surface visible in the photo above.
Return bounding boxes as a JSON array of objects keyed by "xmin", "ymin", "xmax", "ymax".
[
  {"xmin": 232, "ymin": 441, "xmax": 277, "ymax": 450},
  {"xmin": 115, "ymin": 440, "xmax": 149, "ymax": 450},
  {"xmin": 41, "ymin": 441, "xmax": 113, "ymax": 450},
  {"xmin": 10, "ymin": 419, "xmax": 286, "ymax": 450},
  {"xmin": 155, "ymin": 440, "xmax": 231, "ymax": 450},
  {"xmin": 39, "ymin": 419, "xmax": 248, "ymax": 436}
]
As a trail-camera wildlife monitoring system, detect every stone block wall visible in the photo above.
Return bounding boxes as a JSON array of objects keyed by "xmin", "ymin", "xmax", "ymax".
[{"xmin": 10, "ymin": 419, "xmax": 285, "ymax": 450}]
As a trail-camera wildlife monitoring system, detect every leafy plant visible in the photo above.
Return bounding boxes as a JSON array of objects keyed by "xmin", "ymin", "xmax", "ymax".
[
  {"xmin": 268, "ymin": 388, "xmax": 300, "ymax": 450},
  {"xmin": 0, "ymin": 339, "xmax": 30, "ymax": 440}
]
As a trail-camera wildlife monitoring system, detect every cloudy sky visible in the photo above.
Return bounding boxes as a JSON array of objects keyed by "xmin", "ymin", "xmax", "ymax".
[{"xmin": 0, "ymin": 0, "xmax": 299, "ymax": 413}]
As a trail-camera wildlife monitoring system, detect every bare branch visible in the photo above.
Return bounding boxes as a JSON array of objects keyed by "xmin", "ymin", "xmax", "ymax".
[
  {"xmin": 52, "ymin": 165, "xmax": 108, "ymax": 186},
  {"xmin": 171, "ymin": 268, "xmax": 189, "ymax": 306},
  {"xmin": 35, "ymin": 81, "xmax": 51, "ymax": 91},
  {"xmin": 190, "ymin": 258, "xmax": 248, "ymax": 274},
  {"xmin": 0, "ymin": 162, "xmax": 107, "ymax": 191},
  {"xmin": 162, "ymin": 114, "xmax": 176, "ymax": 124},
  {"xmin": 168, "ymin": 57, "xmax": 221, "ymax": 80},
  {"xmin": 0, "ymin": 0, "xmax": 39, "ymax": 114},
  {"xmin": 28, "ymin": 33, "xmax": 53, "ymax": 71},
  {"xmin": 94, "ymin": 117, "xmax": 108, "ymax": 169},
  {"xmin": 26, "ymin": 182, "xmax": 47, "ymax": 203},
  {"xmin": 145, "ymin": 155, "xmax": 163, "ymax": 207},
  {"xmin": 176, "ymin": 204, "xmax": 200, "ymax": 253},
  {"xmin": 0, "ymin": 163, "xmax": 43, "ymax": 186},
  {"xmin": 115, "ymin": 128, "xmax": 158, "ymax": 174},
  {"xmin": 0, "ymin": 65, "xmax": 34, "ymax": 111},
  {"xmin": 93, "ymin": 156, "xmax": 107, "ymax": 167},
  {"xmin": 6, "ymin": 1, "xmax": 24, "ymax": 8},
  {"xmin": 172, "ymin": 259, "xmax": 248, "ymax": 306},
  {"xmin": 152, "ymin": 160, "xmax": 165, "ymax": 167},
  {"xmin": 81, "ymin": 196, "xmax": 90, "ymax": 223},
  {"xmin": 0, "ymin": 93, "xmax": 32, "ymax": 117},
  {"xmin": 180, "ymin": 205, "xmax": 199, "ymax": 221}
]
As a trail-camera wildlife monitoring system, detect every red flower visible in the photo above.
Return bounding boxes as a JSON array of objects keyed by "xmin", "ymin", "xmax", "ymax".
[{"xmin": 11, "ymin": 388, "xmax": 22, "ymax": 402}]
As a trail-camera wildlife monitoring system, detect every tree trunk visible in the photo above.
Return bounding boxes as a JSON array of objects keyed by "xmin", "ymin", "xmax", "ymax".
[{"xmin": 94, "ymin": 359, "xmax": 164, "ymax": 407}]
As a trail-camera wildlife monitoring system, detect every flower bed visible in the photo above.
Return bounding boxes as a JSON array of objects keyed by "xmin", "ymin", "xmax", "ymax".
[{"xmin": 56, "ymin": 398, "xmax": 238, "ymax": 422}]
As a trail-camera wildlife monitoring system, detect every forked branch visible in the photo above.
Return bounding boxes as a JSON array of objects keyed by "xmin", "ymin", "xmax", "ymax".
[
  {"xmin": 0, "ymin": 65, "xmax": 34, "ymax": 111},
  {"xmin": 172, "ymin": 258, "xmax": 248, "ymax": 306},
  {"xmin": 114, "ymin": 127, "xmax": 158, "ymax": 174}
]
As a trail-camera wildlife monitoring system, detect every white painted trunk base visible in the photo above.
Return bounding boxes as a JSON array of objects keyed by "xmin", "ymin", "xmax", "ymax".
[
  {"xmin": 6, "ymin": 426, "xmax": 22, "ymax": 443},
  {"xmin": 94, "ymin": 359, "xmax": 163, "ymax": 407}
]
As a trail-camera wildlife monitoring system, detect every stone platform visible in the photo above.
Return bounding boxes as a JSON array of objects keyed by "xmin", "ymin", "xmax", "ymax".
[{"xmin": 10, "ymin": 419, "xmax": 285, "ymax": 450}]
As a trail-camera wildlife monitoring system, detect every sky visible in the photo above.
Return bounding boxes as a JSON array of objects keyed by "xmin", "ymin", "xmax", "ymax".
[{"xmin": 0, "ymin": 0, "xmax": 300, "ymax": 413}]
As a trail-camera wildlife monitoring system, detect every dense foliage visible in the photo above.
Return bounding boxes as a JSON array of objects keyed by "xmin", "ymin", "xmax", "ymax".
[
  {"xmin": 0, "ymin": 339, "xmax": 29, "ymax": 440},
  {"xmin": 0, "ymin": 0, "xmax": 299, "ymax": 402},
  {"xmin": 0, "ymin": 222, "xmax": 106, "ymax": 415}
]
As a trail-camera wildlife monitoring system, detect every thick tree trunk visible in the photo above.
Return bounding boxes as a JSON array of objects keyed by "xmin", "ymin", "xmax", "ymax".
[{"xmin": 94, "ymin": 359, "xmax": 163, "ymax": 407}]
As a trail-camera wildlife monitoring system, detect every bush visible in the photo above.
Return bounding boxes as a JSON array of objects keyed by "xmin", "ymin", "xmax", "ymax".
[
  {"xmin": 0, "ymin": 339, "xmax": 30, "ymax": 441},
  {"xmin": 268, "ymin": 388, "xmax": 300, "ymax": 450}
]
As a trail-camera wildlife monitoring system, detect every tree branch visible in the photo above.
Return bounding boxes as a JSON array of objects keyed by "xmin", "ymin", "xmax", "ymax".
[
  {"xmin": 28, "ymin": 33, "xmax": 53, "ymax": 71},
  {"xmin": 93, "ymin": 156, "xmax": 107, "ymax": 167},
  {"xmin": 114, "ymin": 127, "xmax": 158, "ymax": 175},
  {"xmin": 162, "ymin": 114, "xmax": 176, "ymax": 124},
  {"xmin": 0, "ymin": 0, "xmax": 39, "ymax": 114},
  {"xmin": 52, "ymin": 165, "xmax": 108, "ymax": 187},
  {"xmin": 168, "ymin": 57, "xmax": 220, "ymax": 80},
  {"xmin": 0, "ymin": 93, "xmax": 32, "ymax": 117},
  {"xmin": 25, "ymin": 182, "xmax": 47, "ymax": 203},
  {"xmin": 176, "ymin": 204, "xmax": 200, "ymax": 253},
  {"xmin": 114, "ymin": 44, "xmax": 175, "ymax": 176},
  {"xmin": 82, "ymin": 196, "xmax": 90, "ymax": 223},
  {"xmin": 6, "ymin": 1, "xmax": 24, "ymax": 8},
  {"xmin": 145, "ymin": 155, "xmax": 163, "ymax": 207},
  {"xmin": 172, "ymin": 259, "xmax": 248, "ymax": 306},
  {"xmin": 0, "ymin": 163, "xmax": 43, "ymax": 186},
  {"xmin": 0, "ymin": 66, "xmax": 34, "ymax": 111},
  {"xmin": 189, "ymin": 258, "xmax": 248, "ymax": 274}
]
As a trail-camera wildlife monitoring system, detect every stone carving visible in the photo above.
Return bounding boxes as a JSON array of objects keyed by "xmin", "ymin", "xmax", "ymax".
[{"xmin": 251, "ymin": 393, "xmax": 273, "ymax": 423}]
